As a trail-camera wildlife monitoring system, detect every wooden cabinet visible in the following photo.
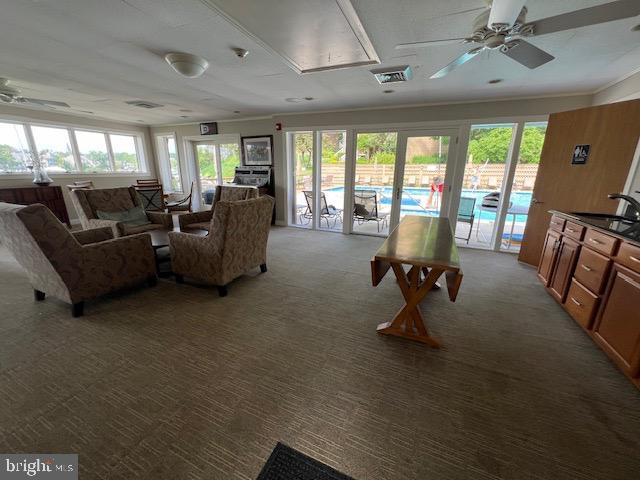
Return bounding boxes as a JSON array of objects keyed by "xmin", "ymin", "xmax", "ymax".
[
  {"xmin": 538, "ymin": 212, "xmax": 640, "ymax": 387},
  {"xmin": 593, "ymin": 264, "xmax": 640, "ymax": 378},
  {"xmin": 0, "ymin": 186, "xmax": 70, "ymax": 226},
  {"xmin": 537, "ymin": 229, "xmax": 561, "ymax": 286},
  {"xmin": 548, "ymin": 237, "xmax": 580, "ymax": 302}
]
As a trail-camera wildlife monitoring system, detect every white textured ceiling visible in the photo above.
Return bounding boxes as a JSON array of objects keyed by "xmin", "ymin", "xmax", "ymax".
[{"xmin": 0, "ymin": 0, "xmax": 639, "ymax": 125}]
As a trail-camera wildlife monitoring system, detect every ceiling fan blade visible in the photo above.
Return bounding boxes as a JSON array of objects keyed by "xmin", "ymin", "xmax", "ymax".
[
  {"xmin": 396, "ymin": 38, "xmax": 467, "ymax": 49},
  {"xmin": 488, "ymin": 0, "xmax": 527, "ymax": 30},
  {"xmin": 430, "ymin": 47, "xmax": 484, "ymax": 79},
  {"xmin": 531, "ymin": 0, "xmax": 640, "ymax": 36},
  {"xmin": 22, "ymin": 98, "xmax": 70, "ymax": 108},
  {"xmin": 502, "ymin": 40, "xmax": 555, "ymax": 69}
]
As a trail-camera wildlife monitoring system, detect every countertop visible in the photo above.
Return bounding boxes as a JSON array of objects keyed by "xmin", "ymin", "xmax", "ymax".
[{"xmin": 550, "ymin": 210, "xmax": 640, "ymax": 246}]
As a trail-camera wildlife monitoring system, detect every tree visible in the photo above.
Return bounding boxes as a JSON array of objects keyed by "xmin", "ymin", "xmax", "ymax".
[
  {"xmin": 0, "ymin": 144, "xmax": 26, "ymax": 172},
  {"xmin": 467, "ymin": 126, "xmax": 546, "ymax": 164}
]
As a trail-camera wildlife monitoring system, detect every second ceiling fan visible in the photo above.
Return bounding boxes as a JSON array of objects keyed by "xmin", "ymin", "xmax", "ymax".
[{"xmin": 396, "ymin": 0, "xmax": 640, "ymax": 79}]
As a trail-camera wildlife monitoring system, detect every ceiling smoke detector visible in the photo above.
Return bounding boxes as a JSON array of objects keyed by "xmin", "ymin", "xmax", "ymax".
[
  {"xmin": 370, "ymin": 65, "xmax": 413, "ymax": 84},
  {"xmin": 164, "ymin": 52, "xmax": 209, "ymax": 78},
  {"xmin": 232, "ymin": 47, "xmax": 249, "ymax": 58}
]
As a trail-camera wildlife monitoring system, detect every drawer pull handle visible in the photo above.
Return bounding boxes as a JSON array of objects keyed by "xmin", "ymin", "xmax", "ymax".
[
  {"xmin": 581, "ymin": 265, "xmax": 592, "ymax": 272},
  {"xmin": 629, "ymin": 255, "xmax": 640, "ymax": 263},
  {"xmin": 588, "ymin": 238, "xmax": 603, "ymax": 245},
  {"xmin": 571, "ymin": 298, "xmax": 582, "ymax": 307},
  {"xmin": 566, "ymin": 228, "xmax": 576, "ymax": 233}
]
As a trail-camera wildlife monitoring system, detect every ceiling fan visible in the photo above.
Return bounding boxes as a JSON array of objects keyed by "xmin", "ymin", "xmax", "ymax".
[
  {"xmin": 0, "ymin": 78, "xmax": 70, "ymax": 108},
  {"xmin": 396, "ymin": 0, "xmax": 640, "ymax": 79}
]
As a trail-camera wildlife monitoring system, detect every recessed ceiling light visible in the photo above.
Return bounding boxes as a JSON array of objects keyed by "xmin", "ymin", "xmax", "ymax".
[
  {"xmin": 180, "ymin": 115, "xmax": 189, "ymax": 118},
  {"xmin": 383, "ymin": 89, "xmax": 394, "ymax": 94},
  {"xmin": 633, "ymin": 24, "xmax": 640, "ymax": 32},
  {"xmin": 285, "ymin": 97, "xmax": 302, "ymax": 103},
  {"xmin": 488, "ymin": 78, "xmax": 503, "ymax": 84},
  {"xmin": 233, "ymin": 110, "xmax": 241, "ymax": 114},
  {"xmin": 179, "ymin": 109, "xmax": 192, "ymax": 113},
  {"xmin": 304, "ymin": 97, "xmax": 314, "ymax": 101}
]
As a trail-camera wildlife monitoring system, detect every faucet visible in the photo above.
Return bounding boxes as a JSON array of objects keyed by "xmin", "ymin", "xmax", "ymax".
[{"xmin": 608, "ymin": 193, "xmax": 640, "ymax": 219}]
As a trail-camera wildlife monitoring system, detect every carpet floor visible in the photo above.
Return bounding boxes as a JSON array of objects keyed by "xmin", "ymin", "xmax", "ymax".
[{"xmin": 0, "ymin": 226, "xmax": 639, "ymax": 480}]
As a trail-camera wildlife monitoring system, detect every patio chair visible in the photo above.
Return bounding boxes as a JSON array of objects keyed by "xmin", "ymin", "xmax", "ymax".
[
  {"xmin": 136, "ymin": 178, "xmax": 160, "ymax": 186},
  {"xmin": 455, "ymin": 196, "xmax": 476, "ymax": 244},
  {"xmin": 166, "ymin": 181, "xmax": 194, "ymax": 212},
  {"xmin": 134, "ymin": 184, "xmax": 165, "ymax": 212},
  {"xmin": 353, "ymin": 189, "xmax": 388, "ymax": 232},
  {"xmin": 301, "ymin": 191, "xmax": 342, "ymax": 228}
]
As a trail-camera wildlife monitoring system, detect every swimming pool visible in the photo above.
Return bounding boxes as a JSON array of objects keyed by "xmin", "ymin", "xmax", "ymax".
[{"xmin": 325, "ymin": 187, "xmax": 532, "ymax": 223}]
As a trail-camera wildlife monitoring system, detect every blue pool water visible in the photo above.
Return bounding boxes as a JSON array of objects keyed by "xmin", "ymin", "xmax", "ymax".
[{"xmin": 326, "ymin": 187, "xmax": 532, "ymax": 223}]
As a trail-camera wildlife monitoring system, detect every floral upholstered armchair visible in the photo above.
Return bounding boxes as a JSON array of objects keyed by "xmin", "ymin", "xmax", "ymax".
[
  {"xmin": 169, "ymin": 195, "xmax": 275, "ymax": 296},
  {"xmin": 70, "ymin": 186, "xmax": 172, "ymax": 237},
  {"xmin": 0, "ymin": 202, "xmax": 157, "ymax": 317},
  {"xmin": 177, "ymin": 184, "xmax": 259, "ymax": 232}
]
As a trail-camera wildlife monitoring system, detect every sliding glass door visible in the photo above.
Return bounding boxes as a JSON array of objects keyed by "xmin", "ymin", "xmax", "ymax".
[
  {"xmin": 289, "ymin": 130, "xmax": 347, "ymax": 231},
  {"xmin": 194, "ymin": 139, "xmax": 241, "ymax": 205},
  {"xmin": 396, "ymin": 131, "xmax": 456, "ymax": 225}
]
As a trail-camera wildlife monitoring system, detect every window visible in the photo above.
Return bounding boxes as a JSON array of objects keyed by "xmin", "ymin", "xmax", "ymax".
[
  {"xmin": 220, "ymin": 143, "xmax": 240, "ymax": 183},
  {"xmin": 0, "ymin": 117, "xmax": 147, "ymax": 176},
  {"xmin": 0, "ymin": 122, "xmax": 31, "ymax": 173},
  {"xmin": 156, "ymin": 135, "xmax": 182, "ymax": 192},
  {"xmin": 31, "ymin": 125, "xmax": 76, "ymax": 173},
  {"xmin": 110, "ymin": 134, "xmax": 140, "ymax": 172},
  {"xmin": 75, "ymin": 130, "xmax": 111, "ymax": 172}
]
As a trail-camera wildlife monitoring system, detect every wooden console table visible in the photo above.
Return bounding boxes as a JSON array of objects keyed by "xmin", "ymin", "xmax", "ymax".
[
  {"xmin": 0, "ymin": 185, "xmax": 70, "ymax": 226},
  {"xmin": 371, "ymin": 215, "xmax": 463, "ymax": 347}
]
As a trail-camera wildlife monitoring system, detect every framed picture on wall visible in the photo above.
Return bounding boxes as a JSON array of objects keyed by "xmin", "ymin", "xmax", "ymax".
[{"xmin": 241, "ymin": 135, "xmax": 273, "ymax": 166}]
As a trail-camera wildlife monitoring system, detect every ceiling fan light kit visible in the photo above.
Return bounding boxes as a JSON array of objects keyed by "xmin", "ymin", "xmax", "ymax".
[
  {"xmin": 164, "ymin": 52, "xmax": 209, "ymax": 78},
  {"xmin": 395, "ymin": 0, "xmax": 640, "ymax": 79}
]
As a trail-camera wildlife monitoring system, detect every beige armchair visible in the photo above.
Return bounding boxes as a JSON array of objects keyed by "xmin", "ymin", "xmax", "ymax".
[
  {"xmin": 70, "ymin": 186, "xmax": 172, "ymax": 237},
  {"xmin": 169, "ymin": 195, "xmax": 275, "ymax": 296},
  {"xmin": 0, "ymin": 202, "xmax": 157, "ymax": 317},
  {"xmin": 178, "ymin": 184, "xmax": 259, "ymax": 232}
]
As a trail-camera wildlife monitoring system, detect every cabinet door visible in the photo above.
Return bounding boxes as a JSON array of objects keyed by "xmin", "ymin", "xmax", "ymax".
[
  {"xmin": 549, "ymin": 237, "xmax": 580, "ymax": 302},
  {"xmin": 594, "ymin": 264, "xmax": 640, "ymax": 377},
  {"xmin": 538, "ymin": 229, "xmax": 561, "ymax": 286}
]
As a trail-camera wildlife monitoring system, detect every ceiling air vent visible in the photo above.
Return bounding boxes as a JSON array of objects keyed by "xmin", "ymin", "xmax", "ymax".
[
  {"xmin": 125, "ymin": 100, "xmax": 164, "ymax": 109},
  {"xmin": 371, "ymin": 65, "xmax": 413, "ymax": 84}
]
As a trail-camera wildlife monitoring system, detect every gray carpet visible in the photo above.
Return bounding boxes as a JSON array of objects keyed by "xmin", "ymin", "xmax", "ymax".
[{"xmin": 0, "ymin": 226, "xmax": 639, "ymax": 480}]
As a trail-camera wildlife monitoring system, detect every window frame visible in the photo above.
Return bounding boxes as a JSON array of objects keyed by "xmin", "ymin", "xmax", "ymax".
[{"xmin": 0, "ymin": 114, "xmax": 148, "ymax": 176}]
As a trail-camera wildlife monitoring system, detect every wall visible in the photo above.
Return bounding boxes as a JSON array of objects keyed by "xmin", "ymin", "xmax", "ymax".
[
  {"xmin": 592, "ymin": 70, "xmax": 640, "ymax": 105},
  {"xmin": 519, "ymin": 99, "xmax": 640, "ymax": 266},
  {"xmin": 152, "ymin": 94, "xmax": 592, "ymax": 224},
  {"xmin": 0, "ymin": 104, "xmax": 157, "ymax": 222}
]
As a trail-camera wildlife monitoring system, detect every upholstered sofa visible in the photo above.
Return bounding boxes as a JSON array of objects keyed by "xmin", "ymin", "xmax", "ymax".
[
  {"xmin": 177, "ymin": 184, "xmax": 258, "ymax": 232},
  {"xmin": 70, "ymin": 186, "xmax": 172, "ymax": 237},
  {"xmin": 169, "ymin": 195, "xmax": 275, "ymax": 296},
  {"xmin": 0, "ymin": 202, "xmax": 157, "ymax": 317}
]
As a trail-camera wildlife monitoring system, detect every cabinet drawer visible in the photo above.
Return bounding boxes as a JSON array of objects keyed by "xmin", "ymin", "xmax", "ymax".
[
  {"xmin": 574, "ymin": 247, "xmax": 611, "ymax": 294},
  {"xmin": 563, "ymin": 221, "xmax": 585, "ymax": 241},
  {"xmin": 565, "ymin": 279, "xmax": 599, "ymax": 329},
  {"xmin": 615, "ymin": 242, "xmax": 640, "ymax": 274},
  {"xmin": 583, "ymin": 228, "xmax": 618, "ymax": 256},
  {"xmin": 549, "ymin": 215, "xmax": 565, "ymax": 232}
]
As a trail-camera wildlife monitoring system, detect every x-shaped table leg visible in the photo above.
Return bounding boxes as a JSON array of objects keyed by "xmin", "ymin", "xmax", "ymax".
[{"xmin": 377, "ymin": 263, "xmax": 443, "ymax": 348}]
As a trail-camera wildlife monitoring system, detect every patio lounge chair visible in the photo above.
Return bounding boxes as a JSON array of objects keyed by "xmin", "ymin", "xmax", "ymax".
[
  {"xmin": 455, "ymin": 196, "xmax": 476, "ymax": 244},
  {"xmin": 353, "ymin": 189, "xmax": 388, "ymax": 233},
  {"xmin": 301, "ymin": 190, "xmax": 342, "ymax": 228}
]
